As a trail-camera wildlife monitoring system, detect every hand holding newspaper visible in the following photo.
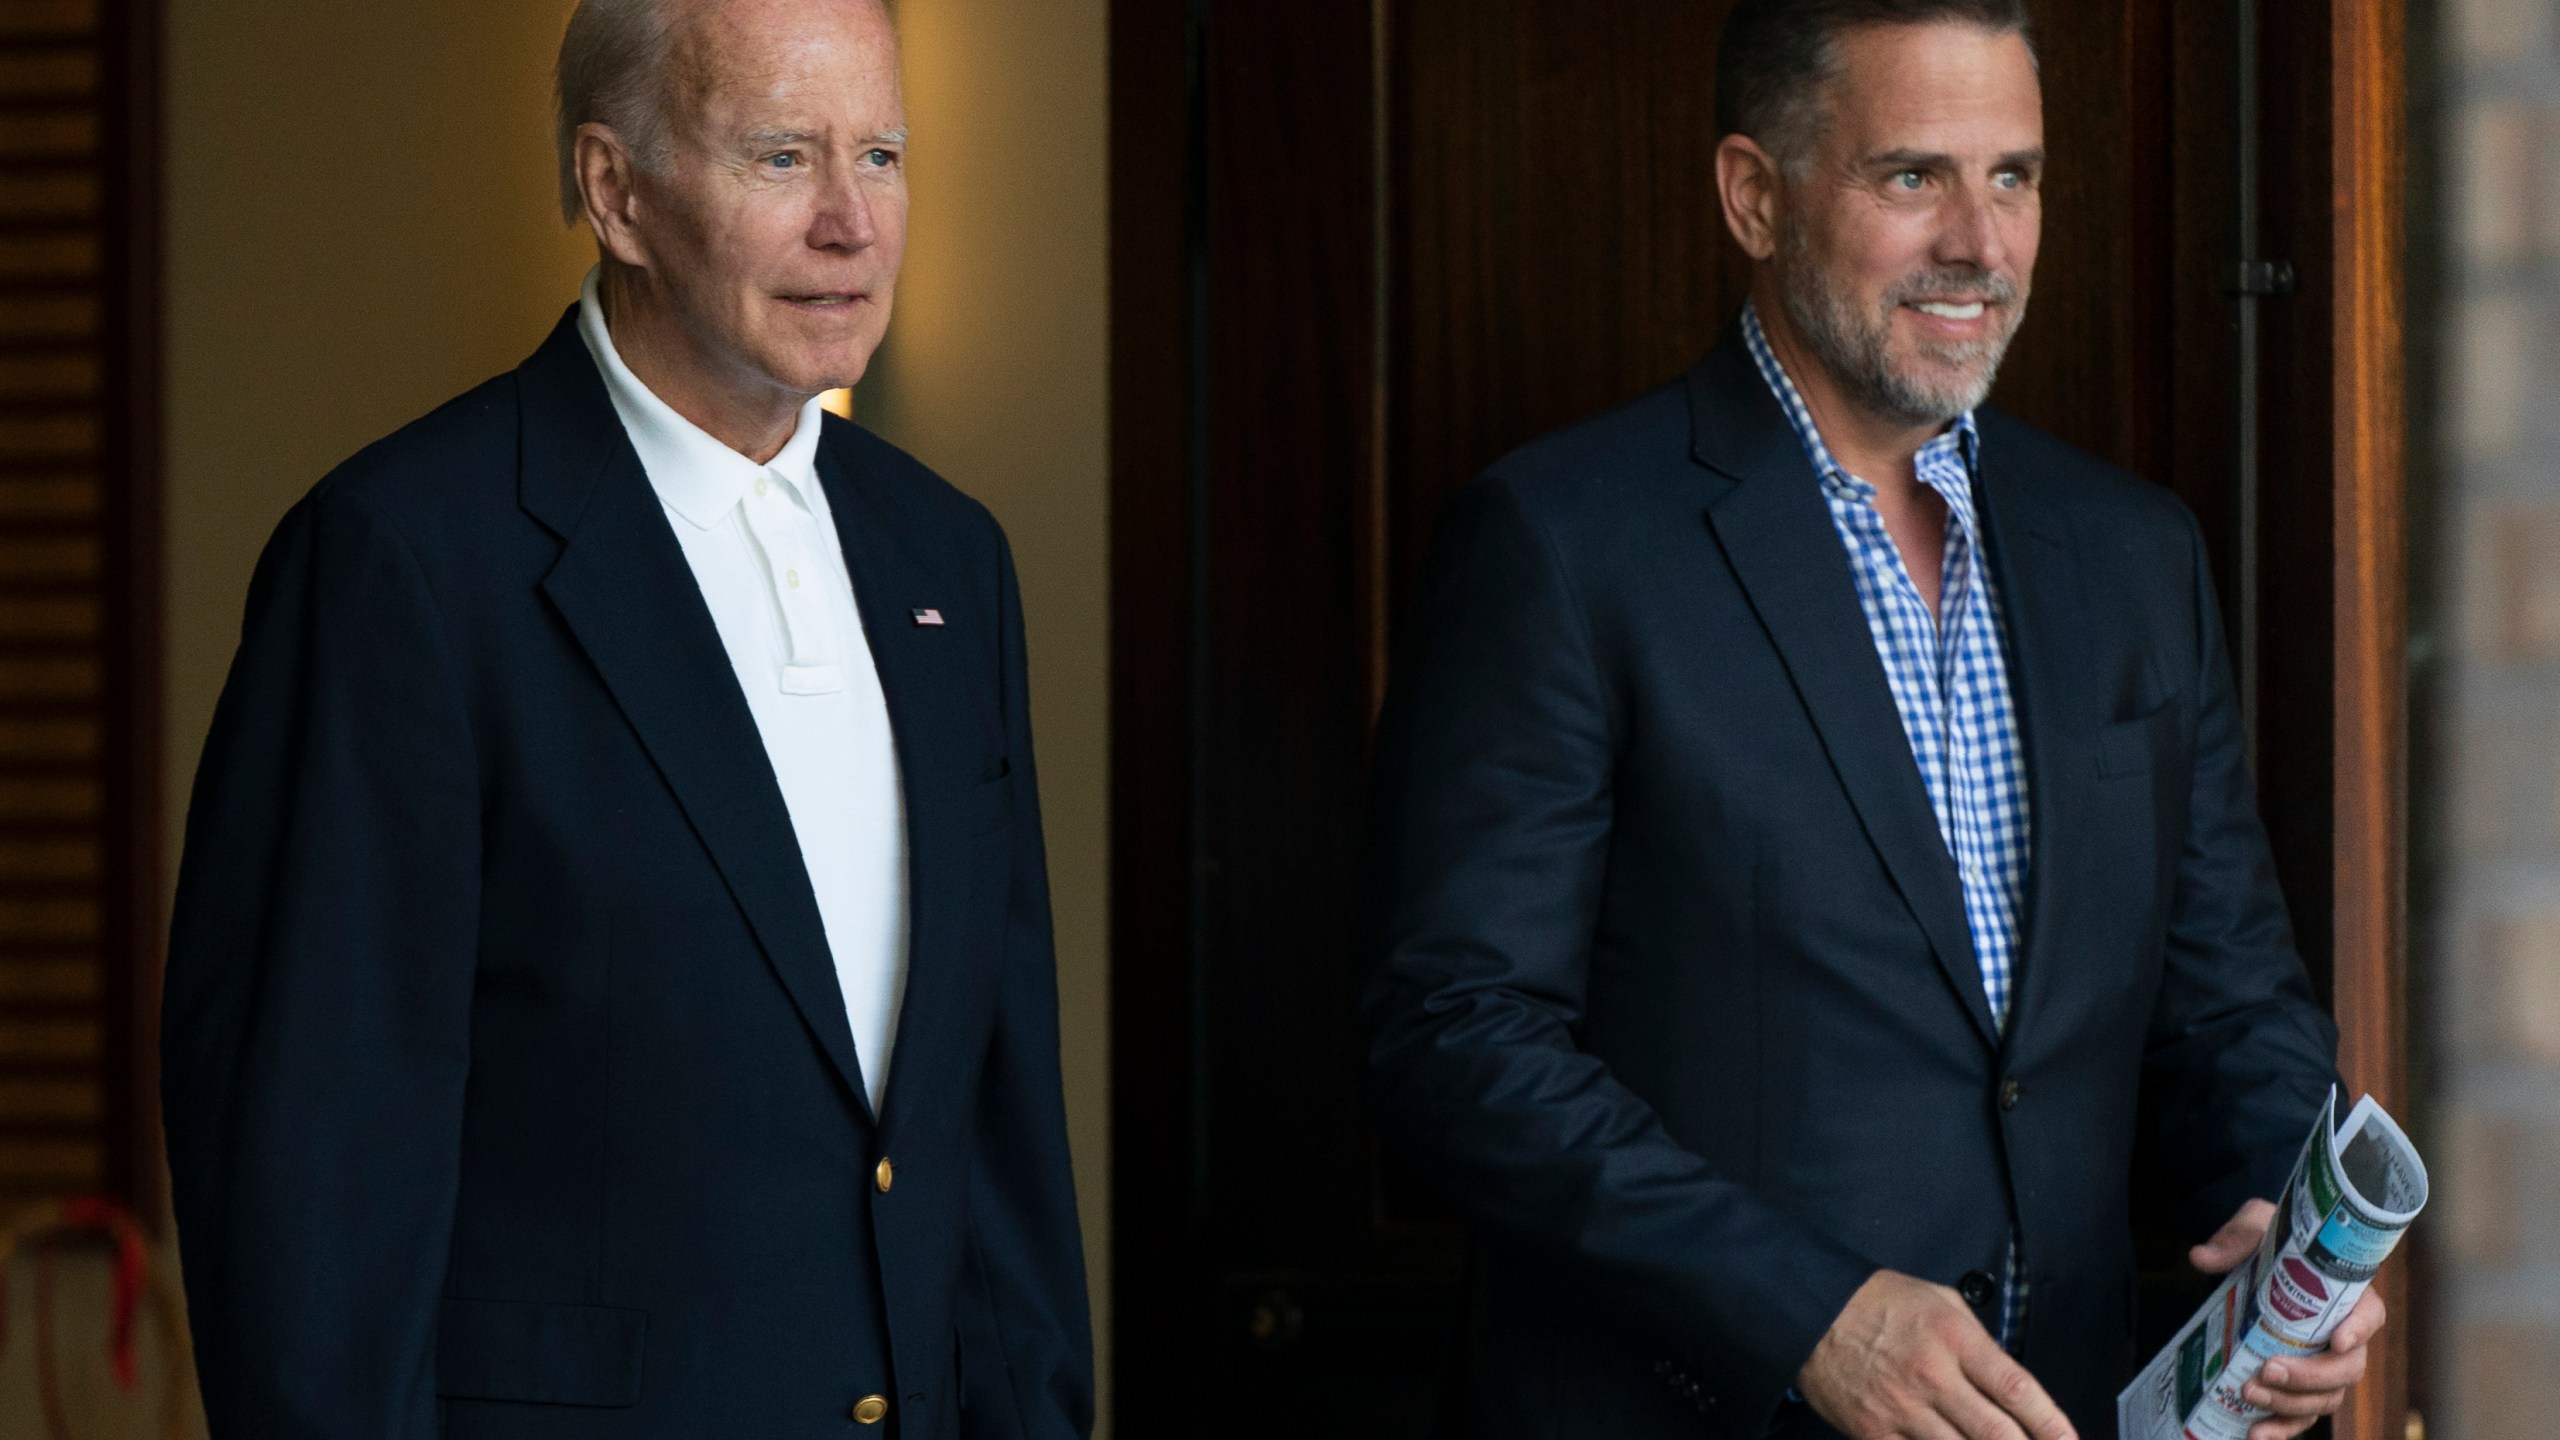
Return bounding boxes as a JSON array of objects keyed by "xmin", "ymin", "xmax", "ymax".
[{"xmin": 2117, "ymin": 1089, "xmax": 2428, "ymax": 1440}]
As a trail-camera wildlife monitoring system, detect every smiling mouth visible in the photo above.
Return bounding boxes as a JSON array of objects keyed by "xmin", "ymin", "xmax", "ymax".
[
  {"xmin": 1908, "ymin": 299, "xmax": 1991, "ymax": 320},
  {"xmin": 781, "ymin": 293, "xmax": 866, "ymax": 308}
]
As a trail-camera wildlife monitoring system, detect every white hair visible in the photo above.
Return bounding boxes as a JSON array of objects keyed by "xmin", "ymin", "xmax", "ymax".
[{"xmin": 553, "ymin": 0, "xmax": 688, "ymax": 225}]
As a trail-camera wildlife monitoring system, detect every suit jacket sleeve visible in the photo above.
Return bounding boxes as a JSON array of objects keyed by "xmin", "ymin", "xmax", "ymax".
[
  {"xmin": 2135, "ymin": 507, "xmax": 2342, "ymax": 1240},
  {"xmin": 1363, "ymin": 475, "xmax": 1876, "ymax": 1430},
  {"xmin": 954, "ymin": 526, "xmax": 1096, "ymax": 1440},
  {"xmin": 162, "ymin": 486, "xmax": 481, "ymax": 1440}
]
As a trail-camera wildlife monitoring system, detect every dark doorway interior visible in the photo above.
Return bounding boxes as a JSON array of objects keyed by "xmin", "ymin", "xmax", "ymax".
[{"xmin": 1109, "ymin": 1, "xmax": 2409, "ymax": 1435}]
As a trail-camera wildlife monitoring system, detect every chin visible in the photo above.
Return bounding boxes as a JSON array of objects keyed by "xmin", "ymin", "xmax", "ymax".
[{"xmin": 762, "ymin": 345, "xmax": 877, "ymax": 398}]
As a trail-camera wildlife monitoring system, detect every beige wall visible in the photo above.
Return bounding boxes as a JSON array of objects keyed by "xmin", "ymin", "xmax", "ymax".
[
  {"xmin": 867, "ymin": 1, "xmax": 1115, "ymax": 1425},
  {"xmin": 146, "ymin": 0, "xmax": 1112, "ymax": 1432}
]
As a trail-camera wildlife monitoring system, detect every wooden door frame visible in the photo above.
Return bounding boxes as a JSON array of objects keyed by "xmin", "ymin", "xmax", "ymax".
[{"xmin": 2326, "ymin": 2, "xmax": 2410, "ymax": 1437}]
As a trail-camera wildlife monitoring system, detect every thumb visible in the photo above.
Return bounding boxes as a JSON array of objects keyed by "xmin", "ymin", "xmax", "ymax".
[{"xmin": 2189, "ymin": 1203, "xmax": 2272, "ymax": 1275}]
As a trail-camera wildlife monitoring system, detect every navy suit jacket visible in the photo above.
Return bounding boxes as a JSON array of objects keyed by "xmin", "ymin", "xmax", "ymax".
[
  {"xmin": 1364, "ymin": 332, "xmax": 2340, "ymax": 1440},
  {"xmin": 163, "ymin": 312, "xmax": 1093, "ymax": 1440}
]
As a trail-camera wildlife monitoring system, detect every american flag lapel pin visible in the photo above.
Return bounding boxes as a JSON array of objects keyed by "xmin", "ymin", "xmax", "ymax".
[{"xmin": 911, "ymin": 608, "xmax": 945, "ymax": 628}]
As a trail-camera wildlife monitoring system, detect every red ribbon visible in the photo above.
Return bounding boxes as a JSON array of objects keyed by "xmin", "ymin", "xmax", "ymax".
[{"xmin": 44, "ymin": 1195, "xmax": 146, "ymax": 1392}]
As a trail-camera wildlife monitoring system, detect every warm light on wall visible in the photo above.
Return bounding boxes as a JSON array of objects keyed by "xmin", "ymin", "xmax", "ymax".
[{"xmin": 821, "ymin": 388, "xmax": 854, "ymax": 418}]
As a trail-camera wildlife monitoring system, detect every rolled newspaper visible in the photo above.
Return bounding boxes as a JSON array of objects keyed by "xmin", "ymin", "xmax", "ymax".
[{"xmin": 2116, "ymin": 1088, "xmax": 2428, "ymax": 1440}]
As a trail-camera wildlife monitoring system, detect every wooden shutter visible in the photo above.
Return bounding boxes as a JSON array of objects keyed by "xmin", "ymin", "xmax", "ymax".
[{"xmin": 0, "ymin": 0, "xmax": 159, "ymax": 1210}]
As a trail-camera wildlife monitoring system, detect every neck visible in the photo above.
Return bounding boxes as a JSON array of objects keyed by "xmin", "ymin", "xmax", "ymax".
[
  {"xmin": 598, "ymin": 263, "xmax": 808, "ymax": 464},
  {"xmin": 1751, "ymin": 278, "xmax": 1945, "ymax": 496}
]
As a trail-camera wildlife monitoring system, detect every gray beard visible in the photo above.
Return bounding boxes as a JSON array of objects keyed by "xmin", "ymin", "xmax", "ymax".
[{"xmin": 1777, "ymin": 227, "xmax": 2027, "ymax": 428}]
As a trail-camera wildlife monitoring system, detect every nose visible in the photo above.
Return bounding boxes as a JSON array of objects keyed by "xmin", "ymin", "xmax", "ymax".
[
  {"xmin": 1934, "ymin": 177, "xmax": 2010, "ymax": 276},
  {"xmin": 808, "ymin": 160, "xmax": 879, "ymax": 253}
]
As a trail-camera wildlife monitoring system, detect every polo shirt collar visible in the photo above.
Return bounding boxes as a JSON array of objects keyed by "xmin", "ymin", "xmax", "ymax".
[{"xmin": 575, "ymin": 267, "xmax": 829, "ymax": 532}]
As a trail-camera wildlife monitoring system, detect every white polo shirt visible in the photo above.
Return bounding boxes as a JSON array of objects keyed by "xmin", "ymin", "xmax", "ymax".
[{"xmin": 577, "ymin": 269, "xmax": 910, "ymax": 1115}]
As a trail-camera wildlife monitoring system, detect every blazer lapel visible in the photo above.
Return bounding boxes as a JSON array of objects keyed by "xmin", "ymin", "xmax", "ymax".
[
  {"xmin": 515, "ymin": 313, "xmax": 873, "ymax": 1113},
  {"xmin": 813, "ymin": 430, "xmax": 986, "ymax": 1137},
  {"xmin": 1971, "ymin": 423, "xmax": 2100, "ymax": 1052},
  {"xmin": 1688, "ymin": 338, "xmax": 2000, "ymax": 1050}
]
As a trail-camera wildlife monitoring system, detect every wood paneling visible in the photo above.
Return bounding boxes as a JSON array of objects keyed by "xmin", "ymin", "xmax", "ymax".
[{"xmin": 0, "ymin": 0, "xmax": 159, "ymax": 1216}]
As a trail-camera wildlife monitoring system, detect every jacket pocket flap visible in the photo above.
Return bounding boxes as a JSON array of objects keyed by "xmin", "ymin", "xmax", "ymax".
[
  {"xmin": 437, "ymin": 1297, "xmax": 646, "ymax": 1407},
  {"xmin": 2095, "ymin": 706, "xmax": 2177, "ymax": 778}
]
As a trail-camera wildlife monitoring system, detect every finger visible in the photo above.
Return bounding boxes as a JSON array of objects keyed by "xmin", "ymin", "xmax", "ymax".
[
  {"xmin": 2189, "ymin": 1199, "xmax": 2277, "ymax": 1274},
  {"xmin": 1904, "ymin": 1405, "xmax": 1974, "ymax": 1440},
  {"xmin": 2239, "ymin": 1376, "xmax": 2344, "ymax": 1420},
  {"xmin": 1932, "ymin": 1372, "xmax": 2031, "ymax": 1440},
  {"xmin": 2258, "ymin": 1344, "xmax": 2368, "ymax": 1394},
  {"xmin": 1957, "ymin": 1339, "xmax": 2076, "ymax": 1440}
]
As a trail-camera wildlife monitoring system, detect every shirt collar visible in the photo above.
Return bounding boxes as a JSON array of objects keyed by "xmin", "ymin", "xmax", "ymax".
[
  {"xmin": 576, "ymin": 267, "xmax": 829, "ymax": 532},
  {"xmin": 1739, "ymin": 300, "xmax": 1980, "ymax": 503}
]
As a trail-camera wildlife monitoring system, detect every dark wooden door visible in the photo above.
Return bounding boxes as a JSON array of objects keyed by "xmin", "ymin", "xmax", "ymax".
[{"xmin": 1110, "ymin": 1, "xmax": 2407, "ymax": 1435}]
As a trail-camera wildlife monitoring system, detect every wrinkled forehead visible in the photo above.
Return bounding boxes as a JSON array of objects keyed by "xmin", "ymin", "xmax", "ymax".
[
  {"xmin": 666, "ymin": 0, "xmax": 903, "ymax": 133},
  {"xmin": 1820, "ymin": 22, "xmax": 2042, "ymax": 162}
]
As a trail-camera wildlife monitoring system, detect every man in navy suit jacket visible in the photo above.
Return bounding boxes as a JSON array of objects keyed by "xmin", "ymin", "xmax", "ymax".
[
  {"xmin": 161, "ymin": 2, "xmax": 1090, "ymax": 1436},
  {"xmin": 1365, "ymin": 5, "xmax": 2380, "ymax": 1439}
]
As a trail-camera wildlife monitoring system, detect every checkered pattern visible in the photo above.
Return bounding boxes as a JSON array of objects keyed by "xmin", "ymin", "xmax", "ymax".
[{"xmin": 1741, "ymin": 304, "xmax": 2034, "ymax": 1350}]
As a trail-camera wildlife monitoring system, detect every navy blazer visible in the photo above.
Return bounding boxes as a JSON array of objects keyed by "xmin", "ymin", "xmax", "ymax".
[
  {"xmin": 1363, "ymin": 331, "xmax": 2340, "ymax": 1440},
  {"xmin": 163, "ymin": 312, "xmax": 1093, "ymax": 1440}
]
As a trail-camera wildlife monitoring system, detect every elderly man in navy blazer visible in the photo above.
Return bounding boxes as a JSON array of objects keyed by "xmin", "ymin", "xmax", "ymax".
[
  {"xmin": 161, "ymin": 1, "xmax": 1091, "ymax": 1436},
  {"xmin": 1365, "ymin": 3, "xmax": 2384, "ymax": 1440}
]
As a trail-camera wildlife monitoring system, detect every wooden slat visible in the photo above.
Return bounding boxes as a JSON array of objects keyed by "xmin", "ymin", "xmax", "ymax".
[
  {"xmin": 0, "ymin": 289, "xmax": 92, "ymax": 338},
  {"xmin": 0, "ymin": 348, "xmax": 92, "ymax": 393},
  {"xmin": 0, "ymin": 958, "xmax": 97, "ymax": 1001},
  {"xmin": 0, "ymin": 409, "xmax": 95, "ymax": 456},
  {"xmin": 0, "ymin": 48, "xmax": 93, "ymax": 98},
  {"xmin": 0, "ymin": 594, "xmax": 92, "ymax": 643},
  {"xmin": 0, "ymin": 1016, "xmax": 98, "ymax": 1064},
  {"xmin": 0, "ymin": 231, "xmax": 93, "ymax": 279},
  {"xmin": 0, "ymin": 773, "xmax": 96, "ymax": 821},
  {"xmin": 0, "ymin": 1137, "xmax": 103, "ymax": 1186},
  {"xmin": 0, "ymin": 107, "xmax": 88, "ymax": 158},
  {"xmin": 0, "ymin": 1, "xmax": 96, "ymax": 37},
  {"xmin": 0, "ymin": 894, "xmax": 95, "ymax": 942},
  {"xmin": 0, "ymin": 473, "xmax": 93, "ymax": 517},
  {"xmin": 0, "ymin": 714, "xmax": 92, "ymax": 761},
  {"xmin": 0, "ymin": 833, "xmax": 96, "ymax": 880},
  {"xmin": 0, "ymin": 169, "xmax": 96, "ymax": 218},
  {"xmin": 0, "ymin": 1076, "xmax": 97, "ymax": 1123},
  {"xmin": 0, "ymin": 532, "xmax": 96, "ymax": 580}
]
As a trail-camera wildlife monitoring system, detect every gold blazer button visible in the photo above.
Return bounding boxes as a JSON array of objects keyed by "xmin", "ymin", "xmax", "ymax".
[
  {"xmin": 852, "ymin": 1395, "xmax": 890, "ymax": 1424},
  {"xmin": 875, "ymin": 1158, "xmax": 895, "ymax": 1193}
]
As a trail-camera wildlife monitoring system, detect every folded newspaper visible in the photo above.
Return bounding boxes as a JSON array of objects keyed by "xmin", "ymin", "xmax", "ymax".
[{"xmin": 2116, "ymin": 1089, "xmax": 2427, "ymax": 1440}]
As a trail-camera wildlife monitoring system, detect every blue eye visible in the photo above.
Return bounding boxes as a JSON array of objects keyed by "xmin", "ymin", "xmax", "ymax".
[
  {"xmin": 769, "ymin": 153, "xmax": 799, "ymax": 170},
  {"xmin": 1893, "ymin": 170, "xmax": 1925, "ymax": 191}
]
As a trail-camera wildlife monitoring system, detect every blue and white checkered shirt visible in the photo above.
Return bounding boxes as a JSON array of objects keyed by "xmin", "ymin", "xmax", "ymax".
[{"xmin": 1741, "ymin": 303, "xmax": 2034, "ymax": 1350}]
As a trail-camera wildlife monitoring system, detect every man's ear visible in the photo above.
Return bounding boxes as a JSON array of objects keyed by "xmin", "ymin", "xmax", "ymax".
[
  {"xmin": 576, "ymin": 123, "xmax": 652, "ymax": 269},
  {"xmin": 1715, "ymin": 133, "xmax": 1785, "ymax": 262}
]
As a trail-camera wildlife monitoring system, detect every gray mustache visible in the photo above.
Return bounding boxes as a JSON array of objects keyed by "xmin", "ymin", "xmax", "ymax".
[{"xmin": 1884, "ymin": 269, "xmax": 2022, "ymax": 307}]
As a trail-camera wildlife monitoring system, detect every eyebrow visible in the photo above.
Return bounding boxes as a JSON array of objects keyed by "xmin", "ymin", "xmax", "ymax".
[
  {"xmin": 1866, "ymin": 147, "xmax": 2045, "ymax": 171},
  {"xmin": 736, "ymin": 127, "xmax": 910, "ymax": 149}
]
